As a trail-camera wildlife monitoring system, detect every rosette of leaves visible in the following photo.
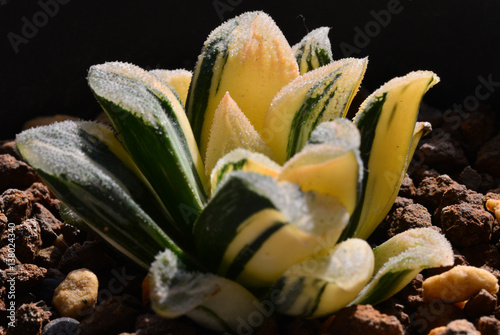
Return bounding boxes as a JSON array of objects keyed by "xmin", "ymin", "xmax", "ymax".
[{"xmin": 15, "ymin": 11, "xmax": 453, "ymax": 333}]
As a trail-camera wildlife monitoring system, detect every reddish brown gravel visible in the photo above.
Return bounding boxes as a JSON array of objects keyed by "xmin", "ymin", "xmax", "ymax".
[{"xmin": 1, "ymin": 103, "xmax": 500, "ymax": 335}]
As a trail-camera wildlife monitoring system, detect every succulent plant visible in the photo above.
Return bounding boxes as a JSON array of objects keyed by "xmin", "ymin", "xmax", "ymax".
[{"xmin": 15, "ymin": 11, "xmax": 454, "ymax": 333}]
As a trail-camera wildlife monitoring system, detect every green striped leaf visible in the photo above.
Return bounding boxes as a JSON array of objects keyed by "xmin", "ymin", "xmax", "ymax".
[
  {"xmin": 15, "ymin": 121, "xmax": 186, "ymax": 269},
  {"xmin": 273, "ymin": 238, "xmax": 374, "ymax": 317},
  {"xmin": 193, "ymin": 171, "xmax": 349, "ymax": 288},
  {"xmin": 186, "ymin": 11, "xmax": 299, "ymax": 158},
  {"xmin": 292, "ymin": 27, "xmax": 333, "ymax": 74},
  {"xmin": 88, "ymin": 62, "xmax": 207, "ymax": 239},
  {"xmin": 185, "ymin": 18, "xmax": 238, "ymax": 157},
  {"xmin": 343, "ymin": 71, "xmax": 439, "ymax": 240},
  {"xmin": 210, "ymin": 149, "xmax": 280, "ymax": 195},
  {"xmin": 150, "ymin": 249, "xmax": 260, "ymax": 334},
  {"xmin": 278, "ymin": 119, "xmax": 363, "ymax": 215},
  {"xmin": 262, "ymin": 58, "xmax": 367, "ymax": 164},
  {"xmin": 149, "ymin": 69, "xmax": 192, "ymax": 106},
  {"xmin": 350, "ymin": 228, "xmax": 453, "ymax": 305}
]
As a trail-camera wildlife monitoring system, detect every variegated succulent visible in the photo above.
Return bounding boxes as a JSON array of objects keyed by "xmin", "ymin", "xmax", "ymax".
[{"xmin": 15, "ymin": 11, "xmax": 453, "ymax": 333}]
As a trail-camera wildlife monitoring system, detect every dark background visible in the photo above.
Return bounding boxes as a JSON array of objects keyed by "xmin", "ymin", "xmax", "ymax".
[{"xmin": 1, "ymin": 0, "xmax": 499, "ymax": 139}]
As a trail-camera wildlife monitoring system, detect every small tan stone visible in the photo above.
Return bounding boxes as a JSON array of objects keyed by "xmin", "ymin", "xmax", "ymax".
[
  {"xmin": 52, "ymin": 268, "xmax": 99, "ymax": 320},
  {"xmin": 486, "ymin": 199, "xmax": 500, "ymax": 222},
  {"xmin": 422, "ymin": 265, "xmax": 499, "ymax": 303}
]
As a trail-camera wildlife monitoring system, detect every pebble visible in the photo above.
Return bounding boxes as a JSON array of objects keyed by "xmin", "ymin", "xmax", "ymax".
[
  {"xmin": 0, "ymin": 154, "xmax": 39, "ymax": 192},
  {"xmin": 415, "ymin": 175, "xmax": 459, "ymax": 212},
  {"xmin": 477, "ymin": 316, "xmax": 500, "ymax": 335},
  {"xmin": 5, "ymin": 263, "xmax": 46, "ymax": 294},
  {"xmin": 422, "ymin": 265, "xmax": 499, "ymax": 303},
  {"xmin": 440, "ymin": 203, "xmax": 494, "ymax": 247},
  {"xmin": 42, "ymin": 317, "xmax": 79, "ymax": 335},
  {"xmin": 12, "ymin": 218, "xmax": 42, "ymax": 263},
  {"xmin": 463, "ymin": 289, "xmax": 497, "ymax": 319},
  {"xmin": 12, "ymin": 302, "xmax": 51, "ymax": 335},
  {"xmin": 427, "ymin": 319, "xmax": 479, "ymax": 335},
  {"xmin": 387, "ymin": 203, "xmax": 433, "ymax": 237},
  {"xmin": 325, "ymin": 305, "xmax": 404, "ymax": 335},
  {"xmin": 1, "ymin": 188, "xmax": 32, "ymax": 224},
  {"xmin": 52, "ymin": 268, "xmax": 99, "ymax": 320},
  {"xmin": 486, "ymin": 199, "xmax": 500, "ymax": 222}
]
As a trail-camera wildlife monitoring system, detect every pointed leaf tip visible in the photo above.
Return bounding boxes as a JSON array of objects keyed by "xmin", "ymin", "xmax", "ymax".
[
  {"xmin": 186, "ymin": 11, "xmax": 299, "ymax": 159},
  {"xmin": 263, "ymin": 57, "xmax": 367, "ymax": 163},
  {"xmin": 348, "ymin": 71, "xmax": 439, "ymax": 240},
  {"xmin": 88, "ymin": 62, "xmax": 207, "ymax": 238},
  {"xmin": 205, "ymin": 93, "xmax": 275, "ymax": 182},
  {"xmin": 351, "ymin": 228, "xmax": 453, "ymax": 306},
  {"xmin": 292, "ymin": 27, "xmax": 333, "ymax": 74}
]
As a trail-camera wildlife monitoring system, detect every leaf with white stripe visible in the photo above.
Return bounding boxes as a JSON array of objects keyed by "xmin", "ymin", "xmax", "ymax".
[
  {"xmin": 292, "ymin": 27, "xmax": 333, "ymax": 74},
  {"xmin": 350, "ymin": 228, "xmax": 453, "ymax": 305},
  {"xmin": 16, "ymin": 121, "xmax": 187, "ymax": 268},
  {"xmin": 343, "ymin": 71, "xmax": 439, "ymax": 240},
  {"xmin": 88, "ymin": 62, "xmax": 207, "ymax": 238}
]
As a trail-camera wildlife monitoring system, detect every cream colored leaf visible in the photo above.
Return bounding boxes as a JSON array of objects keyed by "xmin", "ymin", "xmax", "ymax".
[
  {"xmin": 351, "ymin": 71, "xmax": 439, "ymax": 240},
  {"xmin": 205, "ymin": 93, "xmax": 275, "ymax": 180},
  {"xmin": 188, "ymin": 11, "xmax": 300, "ymax": 159},
  {"xmin": 262, "ymin": 58, "xmax": 367, "ymax": 164},
  {"xmin": 351, "ymin": 228, "xmax": 453, "ymax": 305},
  {"xmin": 278, "ymin": 119, "xmax": 362, "ymax": 215},
  {"xmin": 275, "ymin": 238, "xmax": 374, "ymax": 317},
  {"xmin": 210, "ymin": 148, "xmax": 280, "ymax": 195},
  {"xmin": 150, "ymin": 69, "xmax": 192, "ymax": 106},
  {"xmin": 292, "ymin": 27, "xmax": 333, "ymax": 74}
]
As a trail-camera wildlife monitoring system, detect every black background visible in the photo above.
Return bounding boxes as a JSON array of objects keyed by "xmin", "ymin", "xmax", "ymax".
[{"xmin": 1, "ymin": 0, "xmax": 499, "ymax": 139}]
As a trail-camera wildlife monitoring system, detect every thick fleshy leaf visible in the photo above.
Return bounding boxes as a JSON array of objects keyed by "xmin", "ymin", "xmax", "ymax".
[
  {"xmin": 350, "ymin": 228, "xmax": 453, "ymax": 305},
  {"xmin": 343, "ymin": 71, "xmax": 439, "ymax": 240},
  {"xmin": 149, "ymin": 249, "xmax": 260, "ymax": 333},
  {"xmin": 186, "ymin": 11, "xmax": 300, "ymax": 158},
  {"xmin": 149, "ymin": 69, "xmax": 192, "ymax": 106},
  {"xmin": 273, "ymin": 238, "xmax": 373, "ymax": 317},
  {"xmin": 262, "ymin": 58, "xmax": 367, "ymax": 164},
  {"xmin": 292, "ymin": 27, "xmax": 333, "ymax": 74},
  {"xmin": 15, "ymin": 121, "xmax": 186, "ymax": 268},
  {"xmin": 210, "ymin": 149, "xmax": 280, "ymax": 195},
  {"xmin": 204, "ymin": 93, "xmax": 275, "ymax": 181},
  {"xmin": 87, "ymin": 62, "xmax": 206, "ymax": 237},
  {"xmin": 193, "ymin": 171, "xmax": 349, "ymax": 288},
  {"xmin": 278, "ymin": 119, "xmax": 362, "ymax": 215}
]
